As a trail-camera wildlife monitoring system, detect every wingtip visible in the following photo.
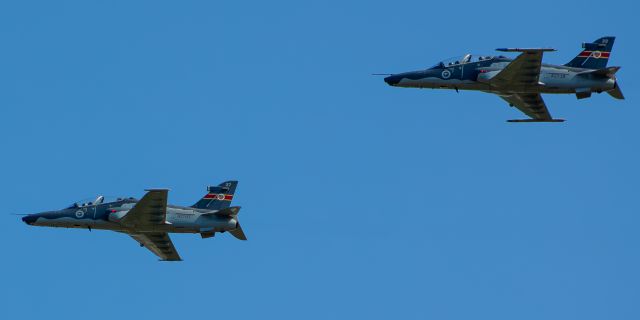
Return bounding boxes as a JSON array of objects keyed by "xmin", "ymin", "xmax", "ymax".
[
  {"xmin": 507, "ymin": 119, "xmax": 565, "ymax": 123},
  {"xmin": 496, "ymin": 48, "xmax": 556, "ymax": 52}
]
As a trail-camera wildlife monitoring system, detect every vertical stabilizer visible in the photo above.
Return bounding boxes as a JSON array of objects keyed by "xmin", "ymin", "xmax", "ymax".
[
  {"xmin": 192, "ymin": 181, "xmax": 238, "ymax": 210},
  {"xmin": 565, "ymin": 36, "xmax": 615, "ymax": 69}
]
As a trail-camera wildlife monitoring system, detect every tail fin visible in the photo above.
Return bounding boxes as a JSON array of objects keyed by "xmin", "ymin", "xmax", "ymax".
[
  {"xmin": 565, "ymin": 36, "xmax": 615, "ymax": 69},
  {"xmin": 192, "ymin": 181, "xmax": 238, "ymax": 210}
]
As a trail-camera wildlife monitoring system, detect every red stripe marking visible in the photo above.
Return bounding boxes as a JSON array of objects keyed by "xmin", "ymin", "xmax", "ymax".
[
  {"xmin": 203, "ymin": 193, "xmax": 234, "ymax": 200},
  {"xmin": 577, "ymin": 51, "xmax": 610, "ymax": 58}
]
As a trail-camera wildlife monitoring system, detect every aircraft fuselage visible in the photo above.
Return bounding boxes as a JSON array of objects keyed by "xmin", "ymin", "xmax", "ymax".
[
  {"xmin": 22, "ymin": 199, "xmax": 238, "ymax": 234},
  {"xmin": 384, "ymin": 58, "xmax": 615, "ymax": 95}
]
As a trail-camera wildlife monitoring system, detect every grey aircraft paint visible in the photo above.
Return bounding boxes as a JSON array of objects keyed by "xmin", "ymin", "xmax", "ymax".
[
  {"xmin": 383, "ymin": 36, "xmax": 624, "ymax": 122},
  {"xmin": 21, "ymin": 181, "xmax": 246, "ymax": 261}
]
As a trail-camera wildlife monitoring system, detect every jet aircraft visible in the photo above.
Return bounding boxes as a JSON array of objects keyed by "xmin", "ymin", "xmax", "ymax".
[
  {"xmin": 383, "ymin": 36, "xmax": 624, "ymax": 122},
  {"xmin": 21, "ymin": 181, "xmax": 246, "ymax": 261}
]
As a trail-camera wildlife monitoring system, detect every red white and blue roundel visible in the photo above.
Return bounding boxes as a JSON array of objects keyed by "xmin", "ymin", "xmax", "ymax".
[{"xmin": 203, "ymin": 193, "xmax": 234, "ymax": 201}]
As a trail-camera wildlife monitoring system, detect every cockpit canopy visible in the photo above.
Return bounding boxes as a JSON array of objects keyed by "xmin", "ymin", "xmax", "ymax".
[
  {"xmin": 428, "ymin": 53, "xmax": 506, "ymax": 69},
  {"xmin": 65, "ymin": 196, "xmax": 136, "ymax": 209}
]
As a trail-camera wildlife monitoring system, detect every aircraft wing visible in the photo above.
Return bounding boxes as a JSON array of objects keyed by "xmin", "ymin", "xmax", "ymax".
[
  {"xmin": 491, "ymin": 49, "xmax": 546, "ymax": 87},
  {"xmin": 121, "ymin": 189, "xmax": 168, "ymax": 227},
  {"xmin": 130, "ymin": 233, "xmax": 182, "ymax": 261},
  {"xmin": 498, "ymin": 93, "xmax": 556, "ymax": 121}
]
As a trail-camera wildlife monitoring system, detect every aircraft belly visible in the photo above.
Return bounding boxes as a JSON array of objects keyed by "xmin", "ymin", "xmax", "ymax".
[
  {"xmin": 33, "ymin": 217, "xmax": 80, "ymax": 228},
  {"xmin": 126, "ymin": 215, "xmax": 235, "ymax": 234},
  {"xmin": 131, "ymin": 220, "xmax": 236, "ymax": 234},
  {"xmin": 88, "ymin": 220, "xmax": 125, "ymax": 231},
  {"xmin": 397, "ymin": 77, "xmax": 488, "ymax": 90},
  {"xmin": 455, "ymin": 83, "xmax": 490, "ymax": 90},
  {"xmin": 128, "ymin": 224, "xmax": 198, "ymax": 233},
  {"xmin": 196, "ymin": 215, "xmax": 238, "ymax": 232},
  {"xmin": 33, "ymin": 217, "xmax": 123, "ymax": 231},
  {"xmin": 537, "ymin": 87, "xmax": 574, "ymax": 94}
]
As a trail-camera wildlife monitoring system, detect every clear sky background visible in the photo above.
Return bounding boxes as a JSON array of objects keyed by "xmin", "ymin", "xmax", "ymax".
[{"xmin": 1, "ymin": 0, "xmax": 639, "ymax": 319}]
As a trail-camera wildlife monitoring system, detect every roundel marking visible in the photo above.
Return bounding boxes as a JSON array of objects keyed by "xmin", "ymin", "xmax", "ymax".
[
  {"xmin": 75, "ymin": 210, "xmax": 85, "ymax": 219},
  {"xmin": 441, "ymin": 69, "xmax": 452, "ymax": 79},
  {"xmin": 592, "ymin": 51, "xmax": 602, "ymax": 58},
  {"xmin": 217, "ymin": 194, "xmax": 226, "ymax": 200}
]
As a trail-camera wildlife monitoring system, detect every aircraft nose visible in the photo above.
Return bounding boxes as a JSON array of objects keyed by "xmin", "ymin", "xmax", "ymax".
[
  {"xmin": 22, "ymin": 215, "xmax": 38, "ymax": 225},
  {"xmin": 384, "ymin": 75, "xmax": 400, "ymax": 86}
]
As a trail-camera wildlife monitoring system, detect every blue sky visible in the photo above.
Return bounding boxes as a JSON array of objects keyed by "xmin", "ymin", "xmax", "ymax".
[{"xmin": 1, "ymin": 0, "xmax": 639, "ymax": 319}]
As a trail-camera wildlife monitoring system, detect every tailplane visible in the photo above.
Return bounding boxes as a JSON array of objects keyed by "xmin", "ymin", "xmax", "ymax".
[
  {"xmin": 565, "ymin": 36, "xmax": 615, "ymax": 69},
  {"xmin": 607, "ymin": 82, "xmax": 625, "ymax": 100},
  {"xmin": 203, "ymin": 206, "xmax": 248, "ymax": 240},
  {"xmin": 192, "ymin": 181, "xmax": 238, "ymax": 210},
  {"xmin": 575, "ymin": 65, "xmax": 624, "ymax": 100},
  {"xmin": 229, "ymin": 223, "xmax": 247, "ymax": 240},
  {"xmin": 199, "ymin": 206, "xmax": 247, "ymax": 240}
]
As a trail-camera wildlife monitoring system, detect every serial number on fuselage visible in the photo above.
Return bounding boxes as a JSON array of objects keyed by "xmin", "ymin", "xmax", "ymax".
[
  {"xmin": 174, "ymin": 213, "xmax": 194, "ymax": 220},
  {"xmin": 545, "ymin": 73, "xmax": 567, "ymax": 79}
]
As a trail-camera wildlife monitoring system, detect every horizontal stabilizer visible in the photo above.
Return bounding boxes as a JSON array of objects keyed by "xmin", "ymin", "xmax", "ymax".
[
  {"xmin": 577, "ymin": 66, "xmax": 620, "ymax": 78},
  {"xmin": 607, "ymin": 82, "xmax": 625, "ymax": 100},
  {"xmin": 209, "ymin": 206, "xmax": 241, "ymax": 217},
  {"xmin": 496, "ymin": 48, "xmax": 556, "ymax": 52},
  {"xmin": 507, "ymin": 119, "xmax": 565, "ymax": 123},
  {"xmin": 229, "ymin": 222, "xmax": 247, "ymax": 240}
]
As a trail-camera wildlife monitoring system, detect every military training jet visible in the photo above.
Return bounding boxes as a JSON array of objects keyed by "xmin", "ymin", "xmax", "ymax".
[
  {"xmin": 21, "ymin": 181, "xmax": 246, "ymax": 261},
  {"xmin": 383, "ymin": 36, "xmax": 624, "ymax": 122}
]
